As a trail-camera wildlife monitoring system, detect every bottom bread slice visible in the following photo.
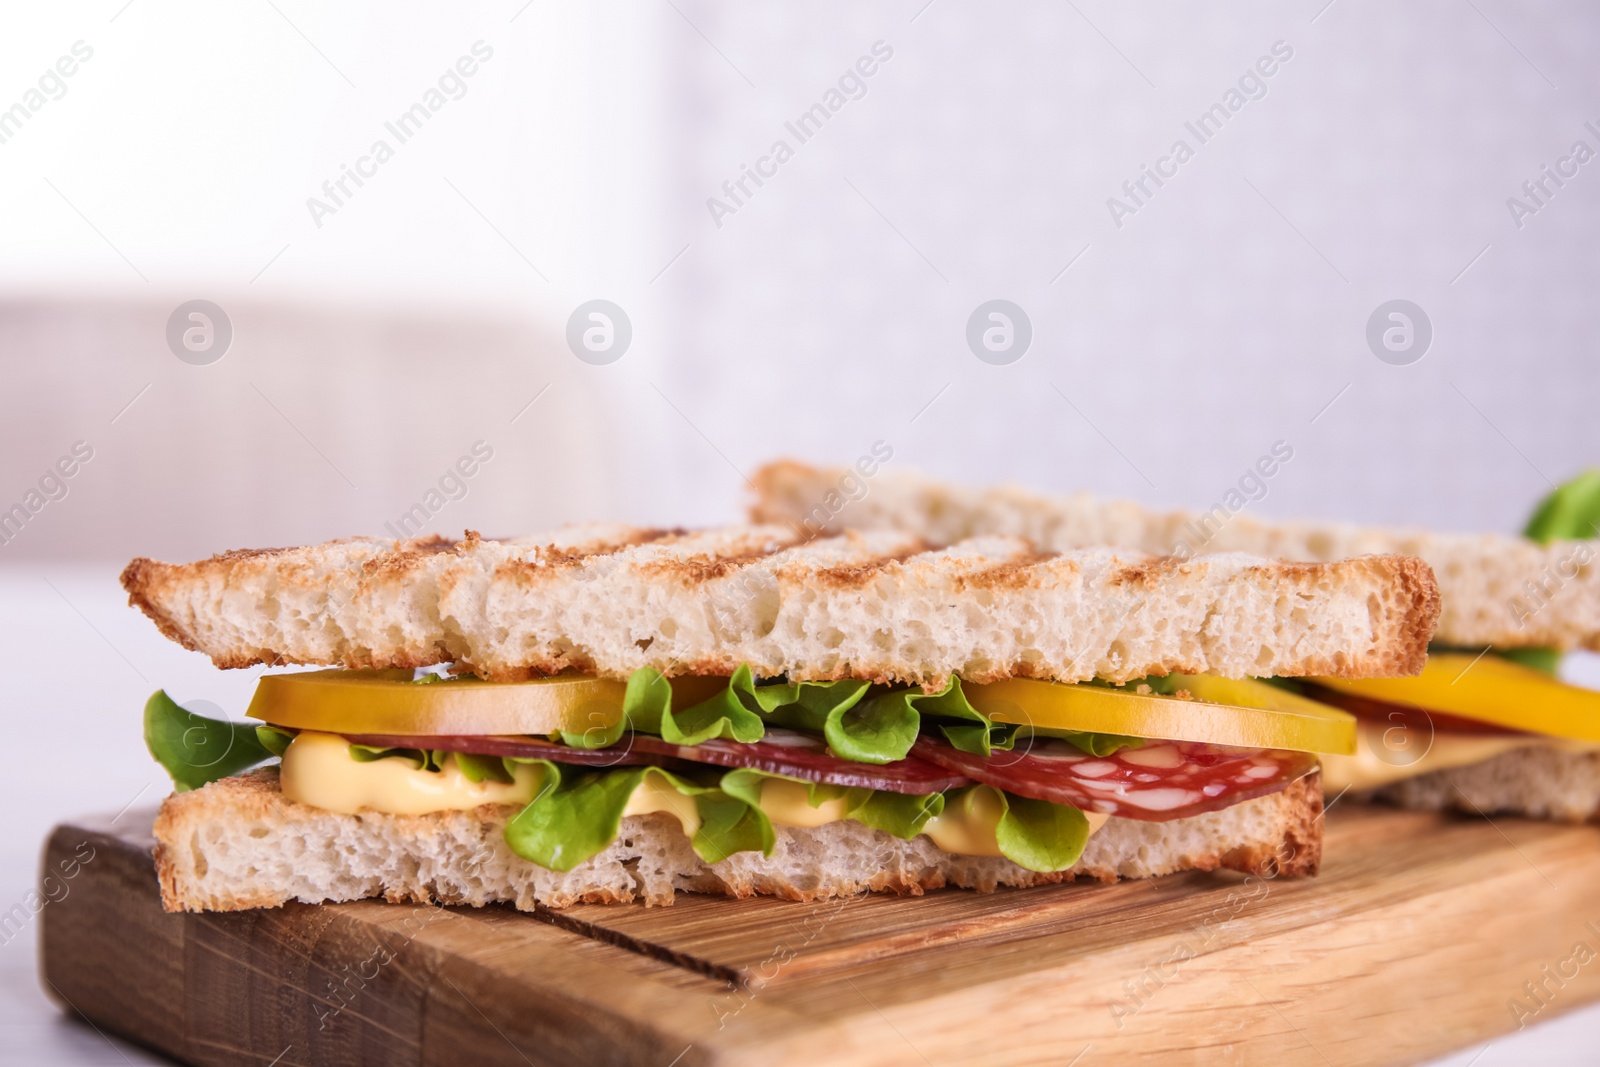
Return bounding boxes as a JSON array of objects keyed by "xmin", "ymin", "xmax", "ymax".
[
  {"xmin": 1368, "ymin": 746, "xmax": 1600, "ymax": 823},
  {"xmin": 152, "ymin": 768, "xmax": 1321, "ymax": 912}
]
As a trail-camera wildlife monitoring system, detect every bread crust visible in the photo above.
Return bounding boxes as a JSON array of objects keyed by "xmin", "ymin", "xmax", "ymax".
[
  {"xmin": 151, "ymin": 768, "xmax": 1322, "ymax": 913},
  {"xmin": 751, "ymin": 460, "xmax": 1589, "ymax": 651},
  {"xmin": 1365, "ymin": 747, "xmax": 1600, "ymax": 824},
  {"xmin": 121, "ymin": 525, "xmax": 1439, "ymax": 688}
]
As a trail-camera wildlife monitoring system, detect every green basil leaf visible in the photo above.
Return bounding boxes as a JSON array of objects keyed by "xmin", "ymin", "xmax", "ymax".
[{"xmin": 144, "ymin": 690, "xmax": 275, "ymax": 792}]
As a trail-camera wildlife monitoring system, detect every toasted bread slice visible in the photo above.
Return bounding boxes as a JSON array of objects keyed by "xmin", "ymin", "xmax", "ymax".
[
  {"xmin": 1366, "ymin": 746, "xmax": 1600, "ymax": 823},
  {"xmin": 152, "ymin": 768, "xmax": 1322, "ymax": 912},
  {"xmin": 751, "ymin": 461, "xmax": 1595, "ymax": 651},
  {"xmin": 122, "ymin": 525, "xmax": 1438, "ymax": 687}
]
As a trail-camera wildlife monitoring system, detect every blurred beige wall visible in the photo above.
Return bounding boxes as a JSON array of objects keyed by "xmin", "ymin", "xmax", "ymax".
[{"xmin": 0, "ymin": 298, "xmax": 620, "ymax": 560}]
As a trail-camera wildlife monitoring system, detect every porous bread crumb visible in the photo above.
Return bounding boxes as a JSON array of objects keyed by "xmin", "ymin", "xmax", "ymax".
[
  {"xmin": 153, "ymin": 768, "xmax": 1322, "ymax": 912},
  {"xmin": 121, "ymin": 525, "xmax": 1438, "ymax": 688},
  {"xmin": 750, "ymin": 460, "xmax": 1590, "ymax": 651}
]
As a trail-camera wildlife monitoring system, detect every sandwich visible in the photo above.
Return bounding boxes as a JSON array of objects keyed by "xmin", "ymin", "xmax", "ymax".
[
  {"xmin": 122, "ymin": 525, "xmax": 1438, "ymax": 912},
  {"xmin": 753, "ymin": 461, "xmax": 1600, "ymax": 822}
]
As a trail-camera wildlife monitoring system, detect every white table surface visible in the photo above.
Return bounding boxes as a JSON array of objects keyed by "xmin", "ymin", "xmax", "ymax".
[{"xmin": 1, "ymin": 563, "xmax": 1595, "ymax": 1066}]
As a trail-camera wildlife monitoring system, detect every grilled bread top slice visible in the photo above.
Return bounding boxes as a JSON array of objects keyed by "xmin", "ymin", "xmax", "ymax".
[
  {"xmin": 122, "ymin": 524, "xmax": 1438, "ymax": 687},
  {"xmin": 751, "ymin": 460, "xmax": 1590, "ymax": 652}
]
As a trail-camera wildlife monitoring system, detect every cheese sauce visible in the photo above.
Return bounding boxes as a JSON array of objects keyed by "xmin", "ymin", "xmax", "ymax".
[
  {"xmin": 280, "ymin": 732, "xmax": 544, "ymax": 815},
  {"xmin": 278, "ymin": 734, "xmax": 1109, "ymax": 857},
  {"xmin": 1319, "ymin": 720, "xmax": 1600, "ymax": 792}
]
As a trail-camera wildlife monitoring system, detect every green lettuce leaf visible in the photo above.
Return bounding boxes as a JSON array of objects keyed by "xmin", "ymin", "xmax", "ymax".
[
  {"xmin": 725, "ymin": 667, "xmax": 871, "ymax": 728},
  {"xmin": 552, "ymin": 665, "xmax": 1146, "ymax": 765},
  {"xmin": 702, "ymin": 664, "xmax": 878, "ymax": 757},
  {"xmin": 1497, "ymin": 647, "xmax": 1563, "ymax": 676},
  {"xmin": 765, "ymin": 674, "xmax": 998, "ymax": 763},
  {"xmin": 1431, "ymin": 642, "xmax": 1564, "ymax": 678},
  {"xmin": 562, "ymin": 666, "xmax": 783, "ymax": 749},
  {"xmin": 989, "ymin": 788, "xmax": 1091, "ymax": 873},
  {"xmin": 455, "ymin": 752, "xmax": 516, "ymax": 784},
  {"xmin": 918, "ymin": 676, "xmax": 1137, "ymax": 759},
  {"xmin": 144, "ymin": 690, "xmax": 276, "ymax": 792},
  {"xmin": 844, "ymin": 787, "xmax": 946, "ymax": 839},
  {"xmin": 662, "ymin": 664, "xmax": 770, "ymax": 744},
  {"xmin": 1015, "ymin": 727, "xmax": 1145, "ymax": 757},
  {"xmin": 818, "ymin": 687, "xmax": 921, "ymax": 763},
  {"xmin": 255, "ymin": 725, "xmax": 295, "ymax": 759},
  {"xmin": 1524, "ymin": 470, "xmax": 1600, "ymax": 543},
  {"xmin": 503, "ymin": 765, "xmax": 769, "ymax": 872},
  {"xmin": 348, "ymin": 744, "xmax": 446, "ymax": 771}
]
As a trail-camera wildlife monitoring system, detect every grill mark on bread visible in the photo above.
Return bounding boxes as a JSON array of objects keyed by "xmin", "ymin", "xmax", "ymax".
[
  {"xmin": 538, "ymin": 527, "xmax": 682, "ymax": 567},
  {"xmin": 1109, "ymin": 556, "xmax": 1190, "ymax": 587},
  {"xmin": 635, "ymin": 540, "xmax": 799, "ymax": 586},
  {"xmin": 121, "ymin": 526, "xmax": 1441, "ymax": 684},
  {"xmin": 809, "ymin": 543, "xmax": 938, "ymax": 589},
  {"xmin": 951, "ymin": 550, "xmax": 1062, "ymax": 592},
  {"xmin": 497, "ymin": 528, "xmax": 685, "ymax": 584},
  {"xmin": 754, "ymin": 460, "xmax": 1568, "ymax": 651}
]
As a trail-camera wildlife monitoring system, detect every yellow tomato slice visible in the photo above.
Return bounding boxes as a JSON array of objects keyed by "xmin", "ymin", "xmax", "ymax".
[
  {"xmin": 1310, "ymin": 653, "xmax": 1600, "ymax": 743},
  {"xmin": 245, "ymin": 669, "xmax": 727, "ymax": 737},
  {"xmin": 965, "ymin": 675, "xmax": 1357, "ymax": 755}
]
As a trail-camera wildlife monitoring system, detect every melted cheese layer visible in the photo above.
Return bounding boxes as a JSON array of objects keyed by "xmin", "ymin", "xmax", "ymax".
[
  {"xmin": 278, "ymin": 735, "xmax": 1110, "ymax": 858},
  {"xmin": 280, "ymin": 732, "xmax": 545, "ymax": 815},
  {"xmin": 1319, "ymin": 719, "xmax": 1600, "ymax": 792}
]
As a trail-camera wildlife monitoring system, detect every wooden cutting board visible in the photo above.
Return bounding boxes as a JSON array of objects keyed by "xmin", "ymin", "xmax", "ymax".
[{"xmin": 38, "ymin": 804, "xmax": 1600, "ymax": 1067}]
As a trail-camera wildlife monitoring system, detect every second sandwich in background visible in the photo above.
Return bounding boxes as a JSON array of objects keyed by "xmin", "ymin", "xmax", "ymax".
[{"xmin": 753, "ymin": 462, "xmax": 1600, "ymax": 823}]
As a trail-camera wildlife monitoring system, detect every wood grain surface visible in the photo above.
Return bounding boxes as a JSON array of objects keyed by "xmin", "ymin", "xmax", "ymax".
[{"xmin": 38, "ymin": 804, "xmax": 1600, "ymax": 1066}]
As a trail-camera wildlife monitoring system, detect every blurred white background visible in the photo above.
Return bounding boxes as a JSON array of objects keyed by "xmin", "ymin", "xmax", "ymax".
[{"xmin": 1, "ymin": 1, "xmax": 1596, "ymax": 1062}]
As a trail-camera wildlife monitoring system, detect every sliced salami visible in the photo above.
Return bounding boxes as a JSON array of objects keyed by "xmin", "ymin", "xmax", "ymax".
[
  {"xmin": 910, "ymin": 735, "xmax": 1318, "ymax": 822},
  {"xmin": 340, "ymin": 733, "xmax": 662, "ymax": 767},
  {"xmin": 629, "ymin": 728, "xmax": 972, "ymax": 794}
]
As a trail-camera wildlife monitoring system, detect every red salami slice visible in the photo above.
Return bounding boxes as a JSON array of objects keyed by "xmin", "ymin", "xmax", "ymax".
[
  {"xmin": 340, "ymin": 733, "xmax": 661, "ymax": 767},
  {"xmin": 911, "ymin": 735, "xmax": 1317, "ymax": 822},
  {"xmin": 629, "ymin": 728, "xmax": 972, "ymax": 794}
]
